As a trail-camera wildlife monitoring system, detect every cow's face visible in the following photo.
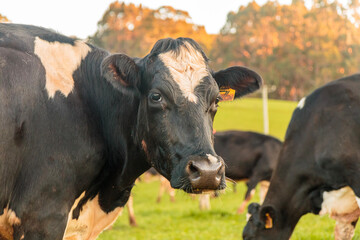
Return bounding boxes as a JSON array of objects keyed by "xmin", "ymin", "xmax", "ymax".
[
  {"xmin": 243, "ymin": 203, "xmax": 293, "ymax": 240},
  {"xmin": 101, "ymin": 38, "xmax": 261, "ymax": 194}
]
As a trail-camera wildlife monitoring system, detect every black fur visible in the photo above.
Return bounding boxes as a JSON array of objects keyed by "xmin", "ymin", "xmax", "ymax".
[
  {"xmin": 214, "ymin": 131, "xmax": 282, "ymax": 199},
  {"xmin": 0, "ymin": 23, "xmax": 261, "ymax": 239},
  {"xmin": 244, "ymin": 74, "xmax": 360, "ymax": 240}
]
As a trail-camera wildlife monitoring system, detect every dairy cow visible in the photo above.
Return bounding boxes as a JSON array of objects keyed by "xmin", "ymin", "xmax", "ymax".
[
  {"xmin": 0, "ymin": 23, "xmax": 261, "ymax": 239},
  {"xmin": 214, "ymin": 131, "xmax": 282, "ymax": 213},
  {"xmin": 243, "ymin": 74, "xmax": 360, "ymax": 240}
]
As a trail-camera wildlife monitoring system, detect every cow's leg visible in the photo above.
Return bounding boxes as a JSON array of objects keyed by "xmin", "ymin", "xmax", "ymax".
[
  {"xmin": 237, "ymin": 177, "xmax": 259, "ymax": 214},
  {"xmin": 156, "ymin": 176, "xmax": 167, "ymax": 203},
  {"xmin": 127, "ymin": 195, "xmax": 137, "ymax": 227},
  {"xmin": 259, "ymin": 181, "xmax": 270, "ymax": 204},
  {"xmin": 237, "ymin": 189, "xmax": 255, "ymax": 214},
  {"xmin": 14, "ymin": 209, "xmax": 68, "ymax": 240},
  {"xmin": 166, "ymin": 182, "xmax": 176, "ymax": 202},
  {"xmin": 334, "ymin": 219, "xmax": 357, "ymax": 240},
  {"xmin": 199, "ymin": 194, "xmax": 211, "ymax": 211},
  {"xmin": 11, "ymin": 180, "xmax": 72, "ymax": 240}
]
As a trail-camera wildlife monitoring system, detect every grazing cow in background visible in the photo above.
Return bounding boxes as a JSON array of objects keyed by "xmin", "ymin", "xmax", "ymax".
[
  {"xmin": 0, "ymin": 23, "xmax": 262, "ymax": 240},
  {"xmin": 214, "ymin": 131, "xmax": 282, "ymax": 213},
  {"xmin": 243, "ymin": 74, "xmax": 360, "ymax": 240}
]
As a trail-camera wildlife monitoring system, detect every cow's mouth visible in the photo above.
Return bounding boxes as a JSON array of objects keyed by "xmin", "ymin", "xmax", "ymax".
[
  {"xmin": 191, "ymin": 189, "xmax": 217, "ymax": 194},
  {"xmin": 177, "ymin": 180, "xmax": 227, "ymax": 194}
]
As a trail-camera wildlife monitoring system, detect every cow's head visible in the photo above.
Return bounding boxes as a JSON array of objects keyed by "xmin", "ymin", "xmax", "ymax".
[
  {"xmin": 101, "ymin": 38, "xmax": 261, "ymax": 193},
  {"xmin": 243, "ymin": 203, "xmax": 285, "ymax": 240}
]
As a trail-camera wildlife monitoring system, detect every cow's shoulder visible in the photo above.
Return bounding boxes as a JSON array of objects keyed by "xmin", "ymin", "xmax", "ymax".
[
  {"xmin": 302, "ymin": 74, "xmax": 360, "ymax": 111},
  {"xmin": 0, "ymin": 23, "xmax": 79, "ymax": 53},
  {"xmin": 0, "ymin": 23, "xmax": 95, "ymax": 98}
]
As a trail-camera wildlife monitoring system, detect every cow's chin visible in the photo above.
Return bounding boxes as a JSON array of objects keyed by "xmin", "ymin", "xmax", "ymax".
[
  {"xmin": 170, "ymin": 177, "xmax": 227, "ymax": 194},
  {"xmin": 190, "ymin": 189, "xmax": 216, "ymax": 194}
]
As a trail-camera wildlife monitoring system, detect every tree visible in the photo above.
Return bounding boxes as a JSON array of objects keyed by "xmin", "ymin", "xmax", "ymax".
[
  {"xmin": 90, "ymin": 1, "xmax": 214, "ymax": 57},
  {"xmin": 211, "ymin": 0, "xmax": 360, "ymax": 100},
  {"xmin": 0, "ymin": 14, "xmax": 10, "ymax": 23}
]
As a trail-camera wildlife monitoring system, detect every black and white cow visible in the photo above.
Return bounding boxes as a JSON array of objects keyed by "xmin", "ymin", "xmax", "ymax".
[
  {"xmin": 214, "ymin": 131, "xmax": 282, "ymax": 213},
  {"xmin": 0, "ymin": 23, "xmax": 261, "ymax": 239},
  {"xmin": 243, "ymin": 74, "xmax": 360, "ymax": 240}
]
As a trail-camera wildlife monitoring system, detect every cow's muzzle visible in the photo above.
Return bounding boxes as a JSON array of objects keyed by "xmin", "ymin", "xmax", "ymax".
[{"xmin": 185, "ymin": 155, "xmax": 225, "ymax": 193}]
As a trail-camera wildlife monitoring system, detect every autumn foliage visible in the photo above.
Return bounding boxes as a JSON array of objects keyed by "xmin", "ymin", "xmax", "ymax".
[
  {"xmin": 0, "ymin": 14, "xmax": 10, "ymax": 23},
  {"xmin": 90, "ymin": 0, "xmax": 360, "ymax": 100},
  {"xmin": 90, "ymin": 2, "xmax": 215, "ymax": 57},
  {"xmin": 211, "ymin": 0, "xmax": 360, "ymax": 99}
]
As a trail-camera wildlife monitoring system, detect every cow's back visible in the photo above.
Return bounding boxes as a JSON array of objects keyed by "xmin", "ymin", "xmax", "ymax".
[
  {"xmin": 287, "ymin": 74, "xmax": 360, "ymax": 192},
  {"xmin": 214, "ymin": 131, "xmax": 281, "ymax": 180}
]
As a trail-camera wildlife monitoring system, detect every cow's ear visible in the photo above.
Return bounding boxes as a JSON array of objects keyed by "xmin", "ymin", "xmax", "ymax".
[
  {"xmin": 260, "ymin": 205, "xmax": 276, "ymax": 229},
  {"xmin": 101, "ymin": 54, "xmax": 141, "ymax": 96},
  {"xmin": 213, "ymin": 66, "xmax": 262, "ymax": 98},
  {"xmin": 248, "ymin": 203, "xmax": 260, "ymax": 215}
]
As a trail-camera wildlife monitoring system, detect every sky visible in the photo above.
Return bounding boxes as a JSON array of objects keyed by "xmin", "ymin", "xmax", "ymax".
[{"xmin": 1, "ymin": 0, "xmax": 298, "ymax": 39}]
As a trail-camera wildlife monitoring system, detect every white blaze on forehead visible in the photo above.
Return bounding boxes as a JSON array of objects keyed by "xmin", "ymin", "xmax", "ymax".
[
  {"xmin": 297, "ymin": 97, "xmax": 306, "ymax": 109},
  {"xmin": 64, "ymin": 192, "xmax": 123, "ymax": 240},
  {"xmin": 159, "ymin": 42, "xmax": 209, "ymax": 103},
  {"xmin": 206, "ymin": 154, "xmax": 218, "ymax": 164},
  {"xmin": 34, "ymin": 37, "xmax": 91, "ymax": 98},
  {"xmin": 320, "ymin": 187, "xmax": 359, "ymax": 217}
]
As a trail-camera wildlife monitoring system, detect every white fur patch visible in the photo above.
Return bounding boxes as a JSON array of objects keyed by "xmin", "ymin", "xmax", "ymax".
[
  {"xmin": 63, "ymin": 193, "xmax": 123, "ymax": 240},
  {"xmin": 159, "ymin": 42, "xmax": 209, "ymax": 103},
  {"xmin": 297, "ymin": 97, "xmax": 306, "ymax": 109},
  {"xmin": 34, "ymin": 37, "xmax": 91, "ymax": 98},
  {"xmin": 206, "ymin": 154, "xmax": 218, "ymax": 164},
  {"xmin": 320, "ymin": 187, "xmax": 359, "ymax": 216},
  {"xmin": 0, "ymin": 206, "xmax": 21, "ymax": 240},
  {"xmin": 356, "ymin": 197, "xmax": 360, "ymax": 208}
]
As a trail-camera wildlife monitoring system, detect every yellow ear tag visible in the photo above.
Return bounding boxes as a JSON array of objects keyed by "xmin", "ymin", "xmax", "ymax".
[
  {"xmin": 219, "ymin": 87, "xmax": 235, "ymax": 102},
  {"xmin": 265, "ymin": 213, "xmax": 273, "ymax": 229}
]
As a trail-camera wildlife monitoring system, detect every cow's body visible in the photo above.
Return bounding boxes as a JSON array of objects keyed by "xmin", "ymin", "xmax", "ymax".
[
  {"xmin": 214, "ymin": 131, "xmax": 282, "ymax": 213},
  {"xmin": 243, "ymin": 74, "xmax": 360, "ymax": 240},
  {"xmin": 0, "ymin": 23, "xmax": 147, "ymax": 240},
  {"xmin": 0, "ymin": 23, "xmax": 261, "ymax": 239}
]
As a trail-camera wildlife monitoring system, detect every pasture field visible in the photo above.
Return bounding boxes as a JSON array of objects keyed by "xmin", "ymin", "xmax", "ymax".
[{"xmin": 98, "ymin": 97, "xmax": 360, "ymax": 240}]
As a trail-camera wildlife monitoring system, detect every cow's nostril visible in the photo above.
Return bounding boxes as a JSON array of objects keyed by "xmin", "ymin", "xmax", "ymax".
[
  {"xmin": 216, "ymin": 164, "xmax": 225, "ymax": 181},
  {"xmin": 188, "ymin": 161, "xmax": 198, "ymax": 174},
  {"xmin": 187, "ymin": 161, "xmax": 201, "ymax": 179}
]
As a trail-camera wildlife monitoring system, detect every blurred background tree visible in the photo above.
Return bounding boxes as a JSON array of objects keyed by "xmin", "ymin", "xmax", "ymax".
[
  {"xmin": 89, "ymin": 2, "xmax": 214, "ymax": 57},
  {"xmin": 0, "ymin": 14, "xmax": 10, "ymax": 23},
  {"xmin": 210, "ymin": 0, "xmax": 360, "ymax": 99},
  {"xmin": 89, "ymin": 0, "xmax": 360, "ymax": 100}
]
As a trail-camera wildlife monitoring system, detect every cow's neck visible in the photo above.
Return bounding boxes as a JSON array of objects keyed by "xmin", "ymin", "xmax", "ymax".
[
  {"xmin": 74, "ymin": 48, "xmax": 150, "ymax": 212},
  {"xmin": 264, "ymin": 159, "xmax": 324, "ymax": 232}
]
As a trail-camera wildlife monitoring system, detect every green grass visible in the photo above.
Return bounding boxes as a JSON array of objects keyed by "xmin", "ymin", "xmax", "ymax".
[
  {"xmin": 213, "ymin": 98, "xmax": 297, "ymax": 140},
  {"xmin": 98, "ymin": 98, "xmax": 360, "ymax": 240}
]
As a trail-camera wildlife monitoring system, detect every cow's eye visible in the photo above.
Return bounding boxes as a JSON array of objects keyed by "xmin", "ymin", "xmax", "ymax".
[
  {"xmin": 215, "ymin": 96, "xmax": 221, "ymax": 105},
  {"xmin": 150, "ymin": 93, "xmax": 162, "ymax": 102}
]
